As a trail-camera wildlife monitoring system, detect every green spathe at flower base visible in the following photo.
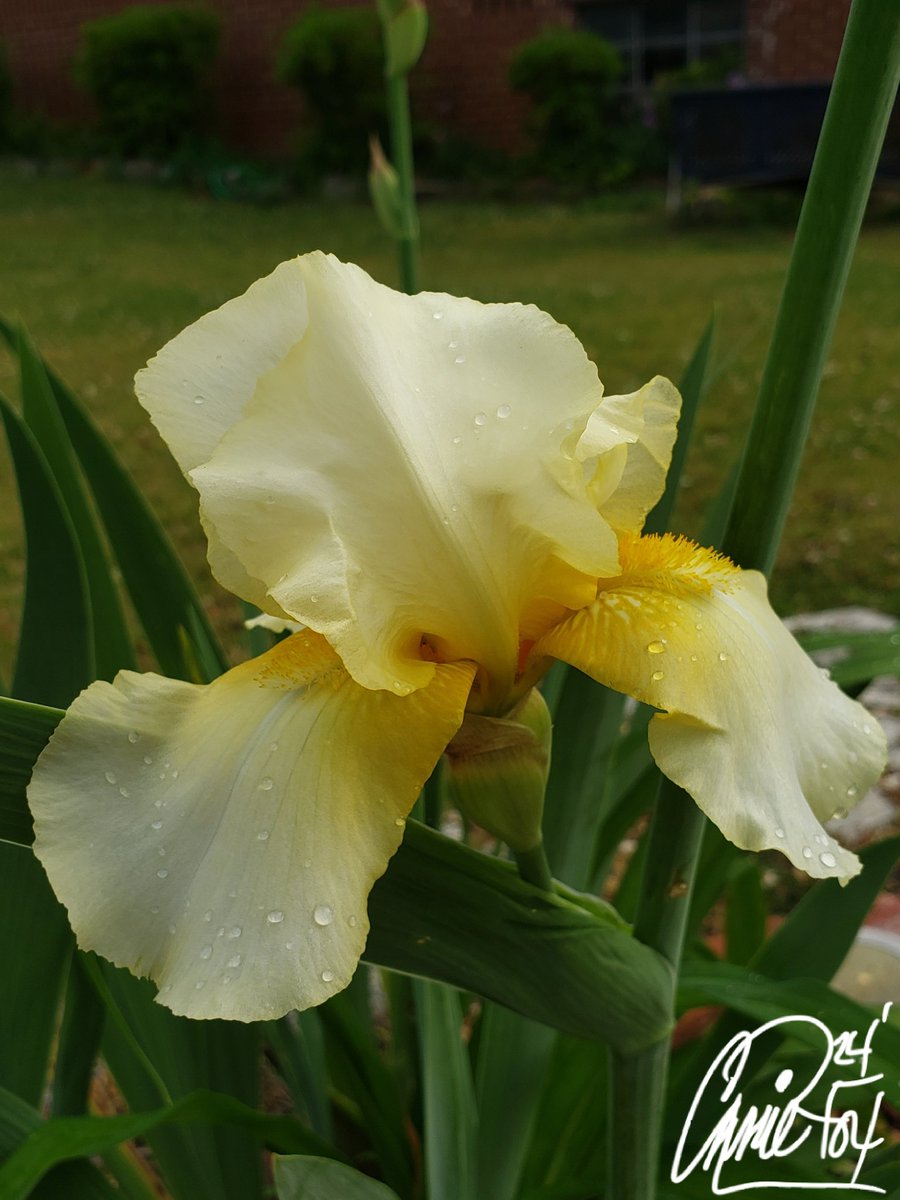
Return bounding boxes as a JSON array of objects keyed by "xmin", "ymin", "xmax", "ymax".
[
  {"xmin": 445, "ymin": 688, "xmax": 551, "ymax": 855},
  {"xmin": 368, "ymin": 135, "xmax": 413, "ymax": 242},
  {"xmin": 25, "ymin": 254, "xmax": 886, "ymax": 1022}
]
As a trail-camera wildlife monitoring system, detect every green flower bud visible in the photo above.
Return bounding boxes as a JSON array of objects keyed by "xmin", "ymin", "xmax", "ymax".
[
  {"xmin": 367, "ymin": 136, "xmax": 412, "ymax": 241},
  {"xmin": 445, "ymin": 688, "xmax": 551, "ymax": 854},
  {"xmin": 376, "ymin": 0, "xmax": 428, "ymax": 77}
]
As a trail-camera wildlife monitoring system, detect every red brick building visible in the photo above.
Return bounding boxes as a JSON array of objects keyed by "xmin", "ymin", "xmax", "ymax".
[{"xmin": 0, "ymin": 0, "xmax": 853, "ymax": 156}]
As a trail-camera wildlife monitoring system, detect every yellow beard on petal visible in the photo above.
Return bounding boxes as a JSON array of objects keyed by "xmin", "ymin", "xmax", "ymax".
[{"xmin": 603, "ymin": 533, "xmax": 740, "ymax": 598}]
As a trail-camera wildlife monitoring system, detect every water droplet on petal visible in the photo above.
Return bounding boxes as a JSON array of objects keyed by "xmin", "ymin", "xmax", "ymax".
[
  {"xmin": 348, "ymin": 915, "xmax": 358, "ymax": 927},
  {"xmin": 259, "ymin": 777, "xmax": 273, "ymax": 791},
  {"xmin": 217, "ymin": 927, "xmax": 225, "ymax": 936},
  {"xmin": 200, "ymin": 945, "xmax": 212, "ymax": 960},
  {"xmin": 313, "ymin": 904, "xmax": 333, "ymax": 926},
  {"xmin": 452, "ymin": 435, "xmax": 462, "ymax": 445},
  {"xmin": 157, "ymin": 868, "xmax": 169, "ymax": 879},
  {"xmin": 497, "ymin": 404, "xmax": 512, "ymax": 419},
  {"xmin": 310, "ymin": 594, "xmax": 318, "ymax": 604},
  {"xmin": 432, "ymin": 311, "xmax": 443, "ymax": 320},
  {"xmin": 474, "ymin": 412, "xmax": 487, "ymax": 427},
  {"xmin": 171, "ymin": 769, "xmax": 179, "ymax": 779},
  {"xmin": 228, "ymin": 926, "xmax": 242, "ymax": 939},
  {"xmin": 690, "ymin": 654, "xmax": 698, "ymax": 662},
  {"xmin": 448, "ymin": 340, "xmax": 458, "ymax": 350},
  {"xmin": 454, "ymin": 355, "xmax": 465, "ymax": 365},
  {"xmin": 128, "ymin": 731, "xmax": 139, "ymax": 744},
  {"xmin": 269, "ymin": 742, "xmax": 279, "ymax": 752},
  {"xmin": 267, "ymin": 910, "xmax": 284, "ymax": 924},
  {"xmin": 395, "ymin": 817, "xmax": 406, "ymax": 828},
  {"xmin": 195, "ymin": 980, "xmax": 205, "ymax": 990},
  {"xmin": 285, "ymin": 941, "xmax": 293, "ymax": 950},
  {"xmin": 819, "ymin": 851, "xmax": 837, "ymax": 869},
  {"xmin": 193, "ymin": 396, "xmax": 204, "ymax": 406},
  {"xmin": 321, "ymin": 969, "xmax": 335, "ymax": 983},
  {"xmin": 105, "ymin": 771, "xmax": 116, "ymax": 785},
  {"xmin": 203, "ymin": 909, "xmax": 212, "ymax": 922},
  {"xmin": 846, "ymin": 784, "xmax": 858, "ymax": 798},
  {"xmin": 228, "ymin": 954, "xmax": 242, "ymax": 968},
  {"xmin": 119, "ymin": 787, "xmax": 129, "ymax": 798},
  {"xmin": 832, "ymin": 807, "xmax": 848, "ymax": 820},
  {"xmin": 863, "ymin": 724, "xmax": 872, "ymax": 735},
  {"xmin": 257, "ymin": 830, "xmax": 270, "ymax": 841},
  {"xmin": 143, "ymin": 755, "xmax": 153, "ymax": 765},
  {"xmin": 650, "ymin": 670, "xmax": 664, "ymax": 681},
  {"xmin": 151, "ymin": 905, "xmax": 160, "ymax": 914},
  {"xmin": 774, "ymin": 826, "xmax": 784, "ymax": 838},
  {"xmin": 647, "ymin": 641, "xmax": 666, "ymax": 654},
  {"xmin": 151, "ymin": 819, "xmax": 163, "ymax": 830},
  {"xmin": 801, "ymin": 846, "xmax": 812, "ymax": 860},
  {"xmin": 718, "ymin": 652, "xmax": 729, "ymax": 662}
]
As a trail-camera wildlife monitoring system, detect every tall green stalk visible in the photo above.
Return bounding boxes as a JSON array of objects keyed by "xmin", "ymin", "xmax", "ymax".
[
  {"xmin": 386, "ymin": 70, "xmax": 419, "ymax": 294},
  {"xmin": 609, "ymin": 3, "xmax": 900, "ymax": 1195}
]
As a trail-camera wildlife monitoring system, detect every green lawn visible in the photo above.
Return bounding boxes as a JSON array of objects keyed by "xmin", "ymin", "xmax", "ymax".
[{"xmin": 1, "ymin": 169, "xmax": 898, "ymax": 680}]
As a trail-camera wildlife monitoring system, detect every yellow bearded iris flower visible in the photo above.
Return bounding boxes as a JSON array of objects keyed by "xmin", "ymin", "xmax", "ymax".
[{"xmin": 27, "ymin": 254, "xmax": 886, "ymax": 1020}]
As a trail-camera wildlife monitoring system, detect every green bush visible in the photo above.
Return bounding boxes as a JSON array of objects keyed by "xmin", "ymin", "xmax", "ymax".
[
  {"xmin": 75, "ymin": 5, "xmax": 221, "ymax": 158},
  {"xmin": 509, "ymin": 28, "xmax": 626, "ymax": 186},
  {"xmin": 277, "ymin": 6, "xmax": 386, "ymax": 177}
]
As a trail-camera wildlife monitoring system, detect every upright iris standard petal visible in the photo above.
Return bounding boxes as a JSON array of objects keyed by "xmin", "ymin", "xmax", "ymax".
[
  {"xmin": 137, "ymin": 254, "xmax": 676, "ymax": 705},
  {"xmin": 536, "ymin": 534, "xmax": 887, "ymax": 881},
  {"xmin": 29, "ymin": 631, "xmax": 474, "ymax": 1019}
]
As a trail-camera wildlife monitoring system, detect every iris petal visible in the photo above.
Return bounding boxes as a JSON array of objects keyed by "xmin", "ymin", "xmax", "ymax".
[
  {"xmin": 29, "ymin": 631, "xmax": 474, "ymax": 1018},
  {"xmin": 537, "ymin": 534, "xmax": 886, "ymax": 880}
]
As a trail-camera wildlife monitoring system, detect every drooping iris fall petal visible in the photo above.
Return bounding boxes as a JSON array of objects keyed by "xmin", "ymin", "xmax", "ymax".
[
  {"xmin": 536, "ymin": 534, "xmax": 887, "ymax": 881},
  {"xmin": 30, "ymin": 631, "xmax": 474, "ymax": 1019}
]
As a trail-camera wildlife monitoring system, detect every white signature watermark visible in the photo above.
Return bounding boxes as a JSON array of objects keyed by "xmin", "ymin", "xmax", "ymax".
[{"xmin": 671, "ymin": 1002, "xmax": 893, "ymax": 1194}]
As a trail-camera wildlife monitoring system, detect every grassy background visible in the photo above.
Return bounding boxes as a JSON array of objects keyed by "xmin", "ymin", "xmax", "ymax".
[{"xmin": 1, "ymin": 170, "xmax": 898, "ymax": 679}]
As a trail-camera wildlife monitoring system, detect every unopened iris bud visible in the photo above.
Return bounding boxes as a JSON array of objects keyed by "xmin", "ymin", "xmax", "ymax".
[
  {"xmin": 445, "ymin": 688, "xmax": 551, "ymax": 854},
  {"xmin": 376, "ymin": 0, "xmax": 428, "ymax": 77},
  {"xmin": 368, "ymin": 136, "xmax": 414, "ymax": 241}
]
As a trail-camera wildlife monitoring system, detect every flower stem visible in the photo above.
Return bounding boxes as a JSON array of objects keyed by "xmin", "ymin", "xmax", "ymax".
[
  {"xmin": 386, "ymin": 69, "xmax": 419, "ymax": 295},
  {"xmin": 608, "ymin": 3, "xmax": 900, "ymax": 1194},
  {"xmin": 513, "ymin": 840, "xmax": 554, "ymax": 892}
]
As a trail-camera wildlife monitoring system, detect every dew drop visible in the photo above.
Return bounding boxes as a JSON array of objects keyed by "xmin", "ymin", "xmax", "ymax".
[
  {"xmin": 452, "ymin": 435, "xmax": 462, "ymax": 445},
  {"xmin": 647, "ymin": 641, "xmax": 666, "ymax": 654},
  {"xmin": 143, "ymin": 755, "xmax": 153, "ymax": 765},
  {"xmin": 832, "ymin": 807, "xmax": 848, "ymax": 820},
  {"xmin": 158, "ymin": 847, "xmax": 167, "ymax": 857},
  {"xmin": 690, "ymin": 654, "xmax": 698, "ymax": 662},
  {"xmin": 313, "ymin": 904, "xmax": 333, "ymax": 926},
  {"xmin": 801, "ymin": 846, "xmax": 812, "ymax": 860},
  {"xmin": 394, "ymin": 817, "xmax": 406, "ymax": 828},
  {"xmin": 448, "ymin": 340, "xmax": 458, "ymax": 350},
  {"xmin": 718, "ymin": 652, "xmax": 729, "ymax": 662},
  {"xmin": 171, "ymin": 769, "xmax": 179, "ymax": 779},
  {"xmin": 451, "ymin": 503, "xmax": 459, "ymax": 512},
  {"xmin": 228, "ymin": 926, "xmax": 242, "ymax": 939},
  {"xmin": 259, "ymin": 777, "xmax": 274, "ymax": 791},
  {"xmin": 200, "ymin": 945, "xmax": 212, "ymax": 960},
  {"xmin": 257, "ymin": 830, "xmax": 270, "ymax": 841},
  {"xmin": 228, "ymin": 954, "xmax": 242, "ymax": 968},
  {"xmin": 819, "ymin": 851, "xmax": 837, "ymax": 869},
  {"xmin": 217, "ymin": 927, "xmax": 225, "ymax": 936},
  {"xmin": 651, "ymin": 670, "xmax": 664, "ymax": 682},
  {"xmin": 151, "ymin": 819, "xmax": 163, "ymax": 830},
  {"xmin": 454, "ymin": 355, "xmax": 466, "ymax": 365},
  {"xmin": 223, "ymin": 975, "xmax": 232, "ymax": 983},
  {"xmin": 846, "ymin": 784, "xmax": 858, "ymax": 798},
  {"xmin": 193, "ymin": 396, "xmax": 204, "ymax": 406},
  {"xmin": 151, "ymin": 905, "xmax": 160, "ymax": 914},
  {"xmin": 203, "ymin": 909, "xmax": 212, "ymax": 922},
  {"xmin": 119, "ymin": 787, "xmax": 129, "ymax": 798},
  {"xmin": 474, "ymin": 412, "xmax": 487, "ymax": 427},
  {"xmin": 195, "ymin": 980, "xmax": 205, "ymax": 990},
  {"xmin": 432, "ymin": 311, "xmax": 443, "ymax": 320},
  {"xmin": 157, "ymin": 868, "xmax": 169, "ymax": 879},
  {"xmin": 267, "ymin": 910, "xmax": 285, "ymax": 924},
  {"xmin": 497, "ymin": 404, "xmax": 512, "ymax": 419},
  {"xmin": 310, "ymin": 594, "xmax": 318, "ymax": 604},
  {"xmin": 128, "ymin": 731, "xmax": 139, "ymax": 744},
  {"xmin": 269, "ymin": 742, "xmax": 279, "ymax": 752},
  {"xmin": 321, "ymin": 969, "xmax": 335, "ymax": 983},
  {"xmin": 348, "ymin": 915, "xmax": 358, "ymax": 927},
  {"xmin": 228, "ymin": 890, "xmax": 237, "ymax": 899},
  {"xmin": 154, "ymin": 799, "xmax": 163, "ymax": 808},
  {"xmin": 774, "ymin": 826, "xmax": 785, "ymax": 838},
  {"xmin": 105, "ymin": 771, "xmax": 117, "ymax": 785},
  {"xmin": 863, "ymin": 724, "xmax": 872, "ymax": 735}
]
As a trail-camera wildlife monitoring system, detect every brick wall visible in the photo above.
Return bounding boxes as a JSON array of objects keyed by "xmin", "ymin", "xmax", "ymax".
[
  {"xmin": 0, "ymin": 0, "xmax": 570, "ymax": 156},
  {"xmin": 745, "ymin": 0, "xmax": 851, "ymax": 83}
]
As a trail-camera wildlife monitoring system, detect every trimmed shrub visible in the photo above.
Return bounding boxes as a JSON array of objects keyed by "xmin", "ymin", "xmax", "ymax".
[
  {"xmin": 75, "ymin": 5, "xmax": 221, "ymax": 157},
  {"xmin": 509, "ymin": 28, "xmax": 626, "ymax": 186},
  {"xmin": 277, "ymin": 6, "xmax": 386, "ymax": 177}
]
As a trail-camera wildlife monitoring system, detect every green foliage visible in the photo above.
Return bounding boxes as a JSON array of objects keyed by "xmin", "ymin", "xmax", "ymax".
[
  {"xmin": 277, "ymin": 6, "xmax": 386, "ymax": 177},
  {"xmin": 509, "ymin": 28, "xmax": 630, "ymax": 186},
  {"xmin": 74, "ymin": 5, "xmax": 220, "ymax": 158}
]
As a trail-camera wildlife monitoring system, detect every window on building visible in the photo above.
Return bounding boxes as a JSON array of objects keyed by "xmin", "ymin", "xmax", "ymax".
[{"xmin": 574, "ymin": 0, "xmax": 744, "ymax": 90}]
